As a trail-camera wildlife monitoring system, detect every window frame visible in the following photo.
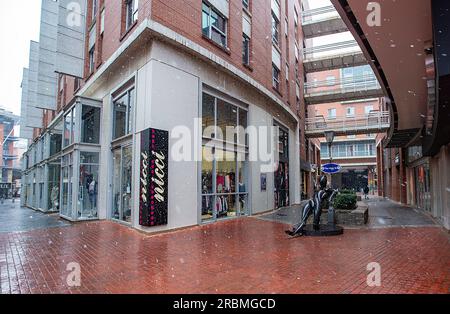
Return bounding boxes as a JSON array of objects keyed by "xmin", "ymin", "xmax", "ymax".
[
  {"xmin": 242, "ymin": 33, "xmax": 250, "ymax": 65},
  {"xmin": 91, "ymin": 0, "xmax": 98, "ymax": 22},
  {"xmin": 346, "ymin": 107, "xmax": 355, "ymax": 117},
  {"xmin": 328, "ymin": 108, "xmax": 337, "ymax": 119},
  {"xmin": 272, "ymin": 63, "xmax": 280, "ymax": 91},
  {"xmin": 88, "ymin": 45, "xmax": 95, "ymax": 74},
  {"xmin": 125, "ymin": 0, "xmax": 139, "ymax": 31},
  {"xmin": 271, "ymin": 12, "xmax": 280, "ymax": 47},
  {"xmin": 202, "ymin": 2, "xmax": 228, "ymax": 48},
  {"xmin": 112, "ymin": 86, "xmax": 135, "ymax": 141},
  {"xmin": 242, "ymin": 0, "xmax": 250, "ymax": 10}
]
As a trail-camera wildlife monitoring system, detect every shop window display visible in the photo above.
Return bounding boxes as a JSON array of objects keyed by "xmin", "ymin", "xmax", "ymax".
[
  {"xmin": 78, "ymin": 152, "xmax": 99, "ymax": 219},
  {"xmin": 48, "ymin": 161, "xmax": 61, "ymax": 212},
  {"xmin": 61, "ymin": 154, "xmax": 73, "ymax": 217},
  {"xmin": 112, "ymin": 145, "xmax": 133, "ymax": 223},
  {"xmin": 201, "ymin": 146, "xmax": 214, "ymax": 221},
  {"xmin": 201, "ymin": 92, "xmax": 248, "ymax": 222}
]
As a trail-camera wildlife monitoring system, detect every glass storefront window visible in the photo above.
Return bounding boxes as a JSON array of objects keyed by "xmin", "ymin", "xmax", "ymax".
[
  {"xmin": 61, "ymin": 154, "xmax": 73, "ymax": 217},
  {"xmin": 202, "ymin": 93, "xmax": 215, "ymax": 138},
  {"xmin": 238, "ymin": 108, "xmax": 248, "ymax": 146},
  {"xmin": 50, "ymin": 118, "xmax": 63, "ymax": 157},
  {"xmin": 48, "ymin": 161, "xmax": 61, "ymax": 212},
  {"xmin": 64, "ymin": 109, "xmax": 73, "ymax": 147},
  {"xmin": 78, "ymin": 152, "xmax": 99, "ymax": 219},
  {"xmin": 217, "ymin": 99, "xmax": 237, "ymax": 143},
  {"xmin": 113, "ymin": 88, "xmax": 134, "ymax": 140},
  {"xmin": 81, "ymin": 105, "xmax": 101, "ymax": 144},
  {"xmin": 216, "ymin": 150, "xmax": 236, "ymax": 194},
  {"xmin": 201, "ymin": 93, "xmax": 248, "ymax": 222},
  {"xmin": 111, "ymin": 145, "xmax": 133, "ymax": 223}
]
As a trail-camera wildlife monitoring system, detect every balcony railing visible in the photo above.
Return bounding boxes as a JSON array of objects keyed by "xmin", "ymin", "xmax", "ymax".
[
  {"xmin": 301, "ymin": 5, "xmax": 339, "ymax": 24},
  {"xmin": 305, "ymin": 74, "xmax": 381, "ymax": 96},
  {"xmin": 304, "ymin": 40, "xmax": 361, "ymax": 59},
  {"xmin": 305, "ymin": 111, "xmax": 391, "ymax": 137},
  {"xmin": 4, "ymin": 136, "xmax": 19, "ymax": 142}
]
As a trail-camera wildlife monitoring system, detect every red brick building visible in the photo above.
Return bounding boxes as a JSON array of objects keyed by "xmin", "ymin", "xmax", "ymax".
[{"xmin": 21, "ymin": 0, "xmax": 321, "ymax": 231}]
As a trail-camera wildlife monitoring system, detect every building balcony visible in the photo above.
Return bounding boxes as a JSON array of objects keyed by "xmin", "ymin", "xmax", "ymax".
[{"xmin": 305, "ymin": 111, "xmax": 391, "ymax": 138}]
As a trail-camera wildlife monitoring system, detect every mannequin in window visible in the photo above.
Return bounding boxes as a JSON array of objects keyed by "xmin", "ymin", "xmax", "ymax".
[
  {"xmin": 51, "ymin": 185, "xmax": 59, "ymax": 212},
  {"xmin": 88, "ymin": 175, "xmax": 97, "ymax": 217},
  {"xmin": 238, "ymin": 174, "xmax": 246, "ymax": 211}
]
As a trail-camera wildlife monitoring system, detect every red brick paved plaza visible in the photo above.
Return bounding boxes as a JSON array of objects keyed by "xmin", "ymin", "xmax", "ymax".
[{"xmin": 1, "ymin": 217, "xmax": 449, "ymax": 294}]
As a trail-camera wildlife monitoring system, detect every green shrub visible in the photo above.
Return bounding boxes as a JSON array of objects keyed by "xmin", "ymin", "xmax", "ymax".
[
  {"xmin": 333, "ymin": 193, "xmax": 357, "ymax": 210},
  {"xmin": 339, "ymin": 189, "xmax": 357, "ymax": 195}
]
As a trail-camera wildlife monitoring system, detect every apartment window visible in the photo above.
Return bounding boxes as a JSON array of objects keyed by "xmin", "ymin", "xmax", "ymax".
[
  {"xmin": 113, "ymin": 87, "xmax": 135, "ymax": 140},
  {"xmin": 346, "ymin": 107, "xmax": 355, "ymax": 117},
  {"xmin": 365, "ymin": 105, "xmax": 374, "ymax": 115},
  {"xmin": 125, "ymin": 0, "xmax": 139, "ymax": 30},
  {"xmin": 326, "ymin": 76, "xmax": 336, "ymax": 86},
  {"xmin": 242, "ymin": 0, "xmax": 250, "ymax": 10},
  {"xmin": 243, "ymin": 34, "xmax": 250, "ymax": 65},
  {"xmin": 328, "ymin": 108, "xmax": 336, "ymax": 119},
  {"xmin": 272, "ymin": 64, "xmax": 280, "ymax": 91},
  {"xmin": 271, "ymin": 13, "xmax": 280, "ymax": 46},
  {"xmin": 74, "ymin": 78, "xmax": 80, "ymax": 92},
  {"xmin": 89, "ymin": 46, "xmax": 95, "ymax": 73},
  {"xmin": 202, "ymin": 2, "xmax": 227, "ymax": 48},
  {"xmin": 92, "ymin": 0, "xmax": 98, "ymax": 22},
  {"xmin": 88, "ymin": 23, "xmax": 96, "ymax": 73}
]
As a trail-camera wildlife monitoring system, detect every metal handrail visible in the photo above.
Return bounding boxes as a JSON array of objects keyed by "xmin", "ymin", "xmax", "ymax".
[
  {"xmin": 304, "ymin": 40, "xmax": 360, "ymax": 56},
  {"xmin": 305, "ymin": 74, "xmax": 381, "ymax": 96},
  {"xmin": 302, "ymin": 5, "xmax": 337, "ymax": 18},
  {"xmin": 305, "ymin": 74, "xmax": 378, "ymax": 88},
  {"xmin": 305, "ymin": 111, "xmax": 390, "ymax": 133}
]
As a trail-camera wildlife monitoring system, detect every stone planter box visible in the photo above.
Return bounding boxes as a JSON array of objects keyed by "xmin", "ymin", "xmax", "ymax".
[
  {"xmin": 335, "ymin": 202, "xmax": 369, "ymax": 226},
  {"xmin": 308, "ymin": 202, "xmax": 369, "ymax": 226}
]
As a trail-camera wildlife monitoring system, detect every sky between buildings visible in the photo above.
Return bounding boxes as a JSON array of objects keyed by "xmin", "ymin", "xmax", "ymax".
[
  {"xmin": 0, "ymin": 0, "xmax": 338, "ymax": 117},
  {"xmin": 0, "ymin": 0, "xmax": 41, "ymax": 116}
]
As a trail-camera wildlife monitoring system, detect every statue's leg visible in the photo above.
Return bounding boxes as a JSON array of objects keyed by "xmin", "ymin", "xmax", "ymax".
[
  {"xmin": 313, "ymin": 193, "xmax": 322, "ymax": 230},
  {"xmin": 292, "ymin": 201, "xmax": 313, "ymax": 235}
]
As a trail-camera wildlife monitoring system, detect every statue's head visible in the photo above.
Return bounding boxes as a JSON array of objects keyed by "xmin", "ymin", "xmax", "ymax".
[{"xmin": 319, "ymin": 175, "xmax": 328, "ymax": 190}]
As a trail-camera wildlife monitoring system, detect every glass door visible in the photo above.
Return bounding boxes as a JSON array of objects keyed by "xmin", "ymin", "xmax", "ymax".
[{"xmin": 112, "ymin": 145, "xmax": 133, "ymax": 223}]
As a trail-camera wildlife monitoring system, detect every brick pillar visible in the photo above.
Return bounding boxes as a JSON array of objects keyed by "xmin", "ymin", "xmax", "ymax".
[
  {"xmin": 377, "ymin": 144, "xmax": 384, "ymax": 197},
  {"xmin": 400, "ymin": 148, "xmax": 408, "ymax": 204}
]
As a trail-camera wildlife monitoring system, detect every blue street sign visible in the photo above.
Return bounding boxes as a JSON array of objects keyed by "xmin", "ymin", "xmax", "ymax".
[{"xmin": 322, "ymin": 163, "xmax": 341, "ymax": 174}]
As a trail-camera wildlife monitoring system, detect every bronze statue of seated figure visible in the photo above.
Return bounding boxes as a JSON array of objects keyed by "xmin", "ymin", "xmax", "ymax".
[{"xmin": 286, "ymin": 175, "xmax": 342, "ymax": 237}]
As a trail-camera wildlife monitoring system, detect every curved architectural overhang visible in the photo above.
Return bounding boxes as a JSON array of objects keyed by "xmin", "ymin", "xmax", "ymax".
[
  {"xmin": 331, "ymin": 0, "xmax": 434, "ymax": 148},
  {"xmin": 422, "ymin": 0, "xmax": 450, "ymax": 156}
]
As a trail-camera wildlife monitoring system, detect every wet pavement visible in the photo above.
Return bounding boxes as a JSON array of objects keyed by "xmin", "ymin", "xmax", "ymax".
[
  {"xmin": 0, "ymin": 200, "xmax": 449, "ymax": 294},
  {"xmin": 258, "ymin": 196, "xmax": 437, "ymax": 229},
  {"xmin": 0, "ymin": 201, "xmax": 70, "ymax": 233},
  {"xmin": 366, "ymin": 198, "xmax": 437, "ymax": 228}
]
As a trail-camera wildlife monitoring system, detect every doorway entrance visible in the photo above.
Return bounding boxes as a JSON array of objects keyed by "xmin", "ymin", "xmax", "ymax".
[{"xmin": 274, "ymin": 123, "xmax": 289, "ymax": 209}]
